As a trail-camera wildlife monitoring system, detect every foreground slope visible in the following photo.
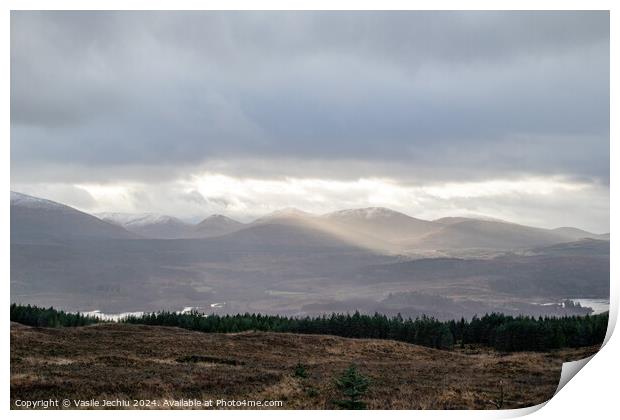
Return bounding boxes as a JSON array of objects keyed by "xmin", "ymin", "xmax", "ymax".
[{"xmin": 10, "ymin": 323, "xmax": 598, "ymax": 409}]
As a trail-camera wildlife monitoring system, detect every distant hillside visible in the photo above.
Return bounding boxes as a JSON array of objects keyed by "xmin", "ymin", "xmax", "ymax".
[
  {"xmin": 551, "ymin": 227, "xmax": 609, "ymax": 241},
  {"xmin": 215, "ymin": 221, "xmax": 366, "ymax": 251},
  {"xmin": 412, "ymin": 219, "xmax": 575, "ymax": 250},
  {"xmin": 191, "ymin": 214, "xmax": 244, "ymax": 238},
  {"xmin": 11, "ymin": 192, "xmax": 136, "ymax": 243},
  {"xmin": 530, "ymin": 238, "xmax": 610, "ymax": 257},
  {"xmin": 322, "ymin": 207, "xmax": 438, "ymax": 243},
  {"xmin": 358, "ymin": 249, "xmax": 609, "ymax": 299}
]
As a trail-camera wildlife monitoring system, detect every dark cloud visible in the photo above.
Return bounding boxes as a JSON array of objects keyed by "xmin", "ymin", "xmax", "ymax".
[{"xmin": 11, "ymin": 11, "xmax": 609, "ymax": 184}]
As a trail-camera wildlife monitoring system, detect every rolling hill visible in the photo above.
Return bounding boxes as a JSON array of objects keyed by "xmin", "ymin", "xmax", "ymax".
[{"xmin": 411, "ymin": 218, "xmax": 587, "ymax": 251}]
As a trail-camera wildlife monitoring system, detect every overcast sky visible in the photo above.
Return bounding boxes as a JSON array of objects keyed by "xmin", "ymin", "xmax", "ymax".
[{"xmin": 10, "ymin": 11, "xmax": 610, "ymax": 232}]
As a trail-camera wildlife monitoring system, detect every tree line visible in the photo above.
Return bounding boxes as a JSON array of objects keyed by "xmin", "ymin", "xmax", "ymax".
[
  {"xmin": 10, "ymin": 303, "xmax": 100, "ymax": 328},
  {"xmin": 10, "ymin": 303, "xmax": 607, "ymax": 352},
  {"xmin": 123, "ymin": 309, "xmax": 608, "ymax": 351},
  {"xmin": 447, "ymin": 312, "xmax": 608, "ymax": 351}
]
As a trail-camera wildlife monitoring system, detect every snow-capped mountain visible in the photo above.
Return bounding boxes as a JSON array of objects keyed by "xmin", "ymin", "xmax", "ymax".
[
  {"xmin": 11, "ymin": 191, "xmax": 607, "ymax": 251},
  {"xmin": 97, "ymin": 212, "xmax": 192, "ymax": 239},
  {"xmin": 11, "ymin": 191, "xmax": 66, "ymax": 210},
  {"xmin": 321, "ymin": 207, "xmax": 439, "ymax": 244},
  {"xmin": 11, "ymin": 191, "xmax": 136, "ymax": 242},
  {"xmin": 255, "ymin": 207, "xmax": 315, "ymax": 223},
  {"xmin": 324, "ymin": 207, "xmax": 406, "ymax": 220},
  {"xmin": 97, "ymin": 212, "xmax": 179, "ymax": 227},
  {"xmin": 97, "ymin": 212, "xmax": 245, "ymax": 239}
]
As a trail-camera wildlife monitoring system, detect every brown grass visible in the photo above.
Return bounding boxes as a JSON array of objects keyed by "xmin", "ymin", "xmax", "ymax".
[{"xmin": 10, "ymin": 322, "xmax": 599, "ymax": 410}]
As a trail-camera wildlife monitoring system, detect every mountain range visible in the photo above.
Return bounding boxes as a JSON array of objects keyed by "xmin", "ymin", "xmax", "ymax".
[
  {"xmin": 96, "ymin": 212, "xmax": 243, "ymax": 239},
  {"xmin": 10, "ymin": 191, "xmax": 610, "ymax": 318},
  {"xmin": 12, "ymin": 191, "xmax": 606, "ymax": 253}
]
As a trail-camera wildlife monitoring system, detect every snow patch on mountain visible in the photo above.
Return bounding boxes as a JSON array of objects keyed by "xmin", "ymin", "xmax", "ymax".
[
  {"xmin": 323, "ymin": 207, "xmax": 406, "ymax": 219},
  {"xmin": 10, "ymin": 191, "xmax": 65, "ymax": 210},
  {"xmin": 259, "ymin": 207, "xmax": 315, "ymax": 221},
  {"xmin": 97, "ymin": 212, "xmax": 186, "ymax": 227},
  {"xmin": 198, "ymin": 214, "xmax": 241, "ymax": 226}
]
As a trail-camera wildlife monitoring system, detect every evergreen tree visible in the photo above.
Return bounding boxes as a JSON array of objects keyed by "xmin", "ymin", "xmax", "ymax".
[{"xmin": 333, "ymin": 364, "xmax": 371, "ymax": 409}]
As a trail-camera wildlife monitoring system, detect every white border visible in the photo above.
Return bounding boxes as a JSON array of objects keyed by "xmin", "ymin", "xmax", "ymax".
[{"xmin": 3, "ymin": 2, "xmax": 617, "ymax": 419}]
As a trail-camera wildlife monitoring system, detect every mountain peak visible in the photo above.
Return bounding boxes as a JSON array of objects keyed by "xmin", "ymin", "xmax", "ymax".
[
  {"xmin": 11, "ymin": 191, "xmax": 136, "ymax": 241},
  {"xmin": 11, "ymin": 191, "xmax": 65, "ymax": 210},
  {"xmin": 433, "ymin": 216, "xmax": 508, "ymax": 225},
  {"xmin": 262, "ymin": 207, "xmax": 315, "ymax": 219},
  {"xmin": 192, "ymin": 214, "xmax": 243, "ymax": 238},
  {"xmin": 97, "ymin": 212, "xmax": 186, "ymax": 228},
  {"xmin": 197, "ymin": 214, "xmax": 241, "ymax": 226},
  {"xmin": 323, "ymin": 207, "xmax": 412, "ymax": 220}
]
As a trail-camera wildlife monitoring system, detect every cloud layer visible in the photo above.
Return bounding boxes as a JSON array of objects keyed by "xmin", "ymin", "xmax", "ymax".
[{"xmin": 10, "ymin": 11, "xmax": 610, "ymax": 231}]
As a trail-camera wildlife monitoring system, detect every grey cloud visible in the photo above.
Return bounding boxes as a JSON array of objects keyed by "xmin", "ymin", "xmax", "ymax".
[
  {"xmin": 10, "ymin": 11, "xmax": 609, "ymax": 184},
  {"xmin": 180, "ymin": 190, "xmax": 208, "ymax": 205},
  {"xmin": 206, "ymin": 196, "xmax": 231, "ymax": 208},
  {"xmin": 430, "ymin": 188, "xmax": 610, "ymax": 234},
  {"xmin": 177, "ymin": 190, "xmax": 233, "ymax": 212}
]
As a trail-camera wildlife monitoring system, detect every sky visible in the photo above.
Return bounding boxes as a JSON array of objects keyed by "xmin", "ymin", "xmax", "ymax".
[{"xmin": 10, "ymin": 11, "xmax": 610, "ymax": 232}]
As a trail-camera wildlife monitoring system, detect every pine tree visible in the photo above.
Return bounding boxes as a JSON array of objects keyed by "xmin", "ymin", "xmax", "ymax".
[{"xmin": 333, "ymin": 364, "xmax": 371, "ymax": 409}]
